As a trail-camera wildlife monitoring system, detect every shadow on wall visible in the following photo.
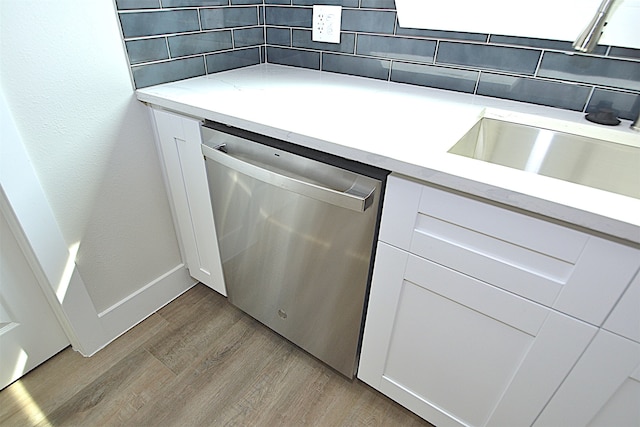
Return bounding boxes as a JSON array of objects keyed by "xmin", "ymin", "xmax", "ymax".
[{"xmin": 75, "ymin": 94, "xmax": 182, "ymax": 313}]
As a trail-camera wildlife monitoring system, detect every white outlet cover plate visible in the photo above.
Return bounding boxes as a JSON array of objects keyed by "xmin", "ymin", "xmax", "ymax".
[{"xmin": 312, "ymin": 5, "xmax": 342, "ymax": 43}]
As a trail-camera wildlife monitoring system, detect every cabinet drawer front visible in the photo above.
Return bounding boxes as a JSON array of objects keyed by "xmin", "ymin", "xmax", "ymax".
[
  {"xmin": 410, "ymin": 184, "xmax": 588, "ymax": 305},
  {"xmin": 411, "ymin": 215, "xmax": 567, "ymax": 306},
  {"xmin": 404, "ymin": 253, "xmax": 549, "ymax": 336},
  {"xmin": 417, "ymin": 184, "xmax": 588, "ymax": 263},
  {"xmin": 406, "ymin": 182, "xmax": 640, "ymax": 323}
]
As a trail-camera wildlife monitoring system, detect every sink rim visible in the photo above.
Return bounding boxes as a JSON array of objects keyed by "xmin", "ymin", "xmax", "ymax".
[{"xmin": 447, "ymin": 115, "xmax": 640, "ymax": 200}]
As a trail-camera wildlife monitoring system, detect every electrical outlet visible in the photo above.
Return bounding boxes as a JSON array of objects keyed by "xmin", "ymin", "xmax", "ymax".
[{"xmin": 312, "ymin": 5, "xmax": 342, "ymax": 44}]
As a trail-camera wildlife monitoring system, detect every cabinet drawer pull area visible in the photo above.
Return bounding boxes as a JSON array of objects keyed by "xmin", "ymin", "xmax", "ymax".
[
  {"xmin": 410, "ymin": 213, "xmax": 568, "ymax": 306},
  {"xmin": 417, "ymin": 184, "xmax": 589, "ymax": 263},
  {"xmin": 404, "ymin": 253, "xmax": 549, "ymax": 336}
]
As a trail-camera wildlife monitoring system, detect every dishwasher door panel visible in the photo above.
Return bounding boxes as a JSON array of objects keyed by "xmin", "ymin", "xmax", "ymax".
[
  {"xmin": 206, "ymin": 156, "xmax": 377, "ymax": 377},
  {"xmin": 202, "ymin": 125, "xmax": 384, "ymax": 378}
]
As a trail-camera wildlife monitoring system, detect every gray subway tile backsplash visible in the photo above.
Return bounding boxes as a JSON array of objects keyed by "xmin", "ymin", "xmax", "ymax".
[
  {"xmin": 587, "ymin": 89, "xmax": 640, "ymax": 121},
  {"xmin": 341, "ymin": 9, "xmax": 395, "ymax": 34},
  {"xmin": 168, "ymin": 31, "xmax": 233, "ymax": 57},
  {"xmin": 266, "ymin": 27, "xmax": 291, "ymax": 46},
  {"xmin": 234, "ymin": 27, "xmax": 265, "ymax": 47},
  {"xmin": 133, "ymin": 56, "xmax": 206, "ymax": 88},
  {"xmin": 360, "ymin": 0, "xmax": 396, "ymax": 9},
  {"xmin": 125, "ymin": 38, "xmax": 169, "ymax": 64},
  {"xmin": 163, "ymin": 0, "xmax": 229, "ymax": 7},
  {"xmin": 119, "ymin": 10, "xmax": 200, "ymax": 38},
  {"xmin": 437, "ymin": 42, "xmax": 541, "ymax": 75},
  {"xmin": 477, "ymin": 73, "xmax": 592, "ymax": 111},
  {"xmin": 539, "ymin": 52, "xmax": 640, "ymax": 92},
  {"xmin": 206, "ymin": 47, "xmax": 261, "ymax": 72},
  {"xmin": 396, "ymin": 27, "xmax": 487, "ymax": 42},
  {"xmin": 292, "ymin": 29, "xmax": 355, "ymax": 53},
  {"xmin": 322, "ymin": 53, "xmax": 391, "ymax": 80},
  {"xmin": 265, "ymin": 6, "xmax": 312, "ymax": 27},
  {"xmin": 391, "ymin": 62, "xmax": 478, "ymax": 94},
  {"xmin": 609, "ymin": 47, "xmax": 640, "ymax": 60},
  {"xmin": 117, "ymin": 0, "xmax": 640, "ymax": 121},
  {"xmin": 266, "ymin": 46, "xmax": 320, "ymax": 69},
  {"xmin": 201, "ymin": 7, "xmax": 260, "ymax": 30},
  {"xmin": 293, "ymin": 0, "xmax": 359, "ymax": 6},
  {"xmin": 488, "ymin": 35, "xmax": 608, "ymax": 55},
  {"xmin": 356, "ymin": 34, "xmax": 435, "ymax": 63},
  {"xmin": 488, "ymin": 35, "xmax": 573, "ymax": 52},
  {"xmin": 115, "ymin": 0, "xmax": 159, "ymax": 10}
]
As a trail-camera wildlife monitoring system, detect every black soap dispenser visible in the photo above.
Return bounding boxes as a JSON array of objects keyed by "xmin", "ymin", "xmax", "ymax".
[{"xmin": 585, "ymin": 101, "xmax": 621, "ymax": 126}]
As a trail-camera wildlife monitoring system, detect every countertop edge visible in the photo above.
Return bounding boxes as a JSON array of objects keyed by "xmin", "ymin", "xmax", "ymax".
[{"xmin": 136, "ymin": 68, "xmax": 640, "ymax": 246}]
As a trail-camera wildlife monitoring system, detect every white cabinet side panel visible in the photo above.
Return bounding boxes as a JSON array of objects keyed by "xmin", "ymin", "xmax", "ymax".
[{"xmin": 151, "ymin": 109, "xmax": 226, "ymax": 295}]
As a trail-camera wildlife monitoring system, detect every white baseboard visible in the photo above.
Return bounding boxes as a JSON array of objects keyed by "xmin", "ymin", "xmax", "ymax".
[{"xmin": 82, "ymin": 264, "xmax": 196, "ymax": 356}]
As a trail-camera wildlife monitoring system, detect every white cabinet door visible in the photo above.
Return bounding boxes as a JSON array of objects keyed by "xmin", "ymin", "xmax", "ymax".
[
  {"xmin": 359, "ymin": 175, "xmax": 638, "ymax": 427},
  {"xmin": 534, "ymin": 330, "xmax": 640, "ymax": 427},
  {"xmin": 151, "ymin": 108, "xmax": 225, "ymax": 295},
  {"xmin": 534, "ymin": 273, "xmax": 640, "ymax": 427},
  {"xmin": 359, "ymin": 242, "xmax": 597, "ymax": 427}
]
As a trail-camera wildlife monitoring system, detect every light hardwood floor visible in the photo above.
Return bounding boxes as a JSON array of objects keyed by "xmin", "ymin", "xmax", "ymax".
[{"xmin": 1, "ymin": 284, "xmax": 434, "ymax": 426}]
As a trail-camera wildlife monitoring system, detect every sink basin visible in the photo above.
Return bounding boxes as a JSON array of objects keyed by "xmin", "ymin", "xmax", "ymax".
[{"xmin": 448, "ymin": 118, "xmax": 640, "ymax": 199}]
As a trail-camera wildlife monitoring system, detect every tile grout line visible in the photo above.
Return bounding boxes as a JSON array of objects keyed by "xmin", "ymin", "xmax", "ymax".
[{"xmin": 118, "ymin": 3, "xmax": 640, "ymax": 116}]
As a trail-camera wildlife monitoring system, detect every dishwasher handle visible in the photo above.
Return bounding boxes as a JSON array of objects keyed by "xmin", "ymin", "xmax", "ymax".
[{"xmin": 202, "ymin": 144, "xmax": 375, "ymax": 213}]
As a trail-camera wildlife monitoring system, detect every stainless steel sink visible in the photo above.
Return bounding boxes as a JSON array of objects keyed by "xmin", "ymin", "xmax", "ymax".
[{"xmin": 448, "ymin": 118, "xmax": 640, "ymax": 199}]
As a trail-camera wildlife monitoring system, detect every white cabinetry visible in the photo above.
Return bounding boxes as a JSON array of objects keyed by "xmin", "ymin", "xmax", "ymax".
[
  {"xmin": 534, "ymin": 274, "xmax": 640, "ymax": 427},
  {"xmin": 150, "ymin": 108, "xmax": 226, "ymax": 295},
  {"xmin": 359, "ymin": 175, "xmax": 640, "ymax": 427}
]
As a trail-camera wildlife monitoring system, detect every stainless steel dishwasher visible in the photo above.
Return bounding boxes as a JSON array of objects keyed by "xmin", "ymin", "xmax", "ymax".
[{"xmin": 201, "ymin": 122, "xmax": 387, "ymax": 378}]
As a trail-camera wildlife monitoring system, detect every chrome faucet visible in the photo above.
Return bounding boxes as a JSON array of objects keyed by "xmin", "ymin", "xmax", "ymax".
[
  {"xmin": 573, "ymin": 0, "xmax": 617, "ymax": 52},
  {"xmin": 573, "ymin": 0, "xmax": 640, "ymax": 131}
]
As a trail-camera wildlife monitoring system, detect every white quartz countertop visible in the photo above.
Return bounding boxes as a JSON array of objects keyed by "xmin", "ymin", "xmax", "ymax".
[{"xmin": 137, "ymin": 64, "xmax": 640, "ymax": 244}]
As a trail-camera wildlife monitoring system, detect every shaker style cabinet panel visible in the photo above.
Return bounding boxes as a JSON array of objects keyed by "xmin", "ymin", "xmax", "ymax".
[
  {"xmin": 150, "ymin": 108, "xmax": 226, "ymax": 295},
  {"xmin": 534, "ymin": 330, "xmax": 640, "ymax": 427},
  {"xmin": 359, "ymin": 174, "xmax": 639, "ymax": 427},
  {"xmin": 359, "ymin": 243, "xmax": 596, "ymax": 427},
  {"xmin": 380, "ymin": 176, "xmax": 640, "ymax": 326},
  {"xmin": 535, "ymin": 274, "xmax": 640, "ymax": 427}
]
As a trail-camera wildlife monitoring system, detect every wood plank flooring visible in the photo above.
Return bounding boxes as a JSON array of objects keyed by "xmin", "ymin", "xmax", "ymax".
[{"xmin": 0, "ymin": 284, "xmax": 434, "ymax": 426}]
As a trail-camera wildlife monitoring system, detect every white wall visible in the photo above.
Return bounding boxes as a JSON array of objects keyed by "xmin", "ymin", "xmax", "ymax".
[{"xmin": 0, "ymin": 1, "xmax": 183, "ymax": 313}]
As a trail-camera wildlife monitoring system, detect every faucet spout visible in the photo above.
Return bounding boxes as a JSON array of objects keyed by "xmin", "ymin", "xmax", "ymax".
[{"xmin": 573, "ymin": 0, "xmax": 617, "ymax": 53}]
